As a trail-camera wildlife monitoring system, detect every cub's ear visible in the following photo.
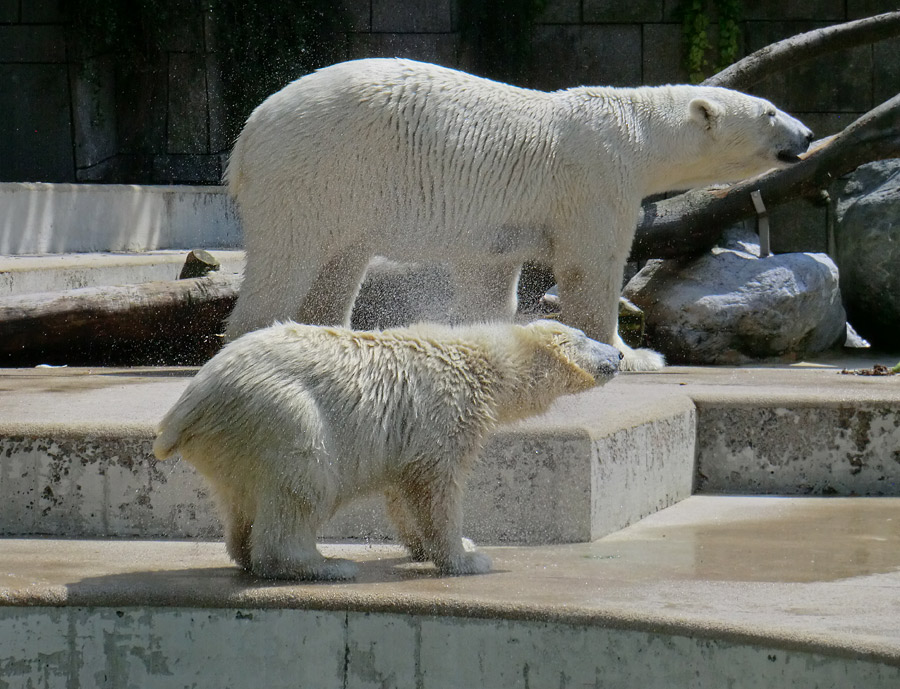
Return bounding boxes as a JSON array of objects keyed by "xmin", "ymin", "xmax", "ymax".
[{"xmin": 689, "ymin": 97, "xmax": 722, "ymax": 130}]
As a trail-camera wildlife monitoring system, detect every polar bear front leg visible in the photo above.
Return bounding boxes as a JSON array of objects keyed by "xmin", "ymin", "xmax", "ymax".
[
  {"xmin": 554, "ymin": 233, "xmax": 664, "ymax": 372},
  {"xmin": 248, "ymin": 480, "xmax": 358, "ymax": 581},
  {"xmin": 385, "ymin": 485, "xmax": 427, "ymax": 561},
  {"xmin": 224, "ymin": 508, "xmax": 253, "ymax": 571},
  {"xmin": 397, "ymin": 470, "xmax": 491, "ymax": 576}
]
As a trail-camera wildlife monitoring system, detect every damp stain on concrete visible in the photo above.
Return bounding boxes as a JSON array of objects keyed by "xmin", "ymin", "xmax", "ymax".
[{"xmin": 592, "ymin": 496, "xmax": 900, "ymax": 584}]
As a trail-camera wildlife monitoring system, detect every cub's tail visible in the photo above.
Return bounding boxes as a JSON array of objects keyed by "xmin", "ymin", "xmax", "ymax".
[
  {"xmin": 152, "ymin": 415, "xmax": 183, "ymax": 461},
  {"xmin": 152, "ymin": 392, "xmax": 200, "ymax": 461}
]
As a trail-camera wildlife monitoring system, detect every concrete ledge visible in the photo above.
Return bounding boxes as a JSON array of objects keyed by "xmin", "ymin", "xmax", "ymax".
[
  {"xmin": 3, "ymin": 364, "xmax": 900, "ymax": 541},
  {"xmin": 2, "ymin": 497, "xmax": 899, "ymax": 687},
  {"xmin": 2, "ymin": 604, "xmax": 896, "ymax": 689},
  {"xmin": 0, "ymin": 370, "xmax": 696, "ymax": 544},
  {"xmin": 0, "ymin": 183, "xmax": 240, "ymax": 255},
  {"xmin": 696, "ymin": 401, "xmax": 900, "ymax": 495},
  {"xmin": 614, "ymin": 364, "xmax": 900, "ymax": 496},
  {"xmin": 0, "ymin": 250, "xmax": 244, "ymax": 297}
]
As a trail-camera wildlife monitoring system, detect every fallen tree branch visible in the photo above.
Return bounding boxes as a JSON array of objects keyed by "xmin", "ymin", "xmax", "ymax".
[
  {"xmin": 630, "ymin": 92, "xmax": 900, "ymax": 261},
  {"xmin": 0, "ymin": 272, "xmax": 239, "ymax": 365},
  {"xmin": 704, "ymin": 11, "xmax": 900, "ymax": 91}
]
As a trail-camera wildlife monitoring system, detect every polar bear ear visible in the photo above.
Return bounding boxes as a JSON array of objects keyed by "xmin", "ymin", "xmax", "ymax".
[{"xmin": 689, "ymin": 97, "xmax": 722, "ymax": 130}]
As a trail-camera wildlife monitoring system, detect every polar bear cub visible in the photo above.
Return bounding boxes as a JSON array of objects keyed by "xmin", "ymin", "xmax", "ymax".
[
  {"xmin": 154, "ymin": 320, "xmax": 621, "ymax": 580},
  {"xmin": 224, "ymin": 58, "xmax": 813, "ymax": 372}
]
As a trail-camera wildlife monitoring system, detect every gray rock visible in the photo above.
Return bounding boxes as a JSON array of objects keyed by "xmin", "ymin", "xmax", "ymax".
[
  {"xmin": 832, "ymin": 160, "xmax": 900, "ymax": 348},
  {"xmin": 844, "ymin": 322, "xmax": 871, "ymax": 349},
  {"xmin": 624, "ymin": 229, "xmax": 846, "ymax": 365}
]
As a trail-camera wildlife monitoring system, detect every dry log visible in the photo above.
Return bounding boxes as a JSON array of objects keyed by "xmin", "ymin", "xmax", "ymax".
[
  {"xmin": 0, "ymin": 272, "xmax": 239, "ymax": 365},
  {"xmin": 704, "ymin": 11, "xmax": 900, "ymax": 91},
  {"xmin": 179, "ymin": 249, "xmax": 222, "ymax": 279},
  {"xmin": 629, "ymin": 11, "xmax": 900, "ymax": 260},
  {"xmin": 631, "ymin": 92, "xmax": 900, "ymax": 261}
]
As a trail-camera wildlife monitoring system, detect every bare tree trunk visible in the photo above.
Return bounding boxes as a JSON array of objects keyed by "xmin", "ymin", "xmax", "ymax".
[
  {"xmin": 631, "ymin": 93, "xmax": 900, "ymax": 261},
  {"xmin": 0, "ymin": 273, "xmax": 238, "ymax": 365},
  {"xmin": 704, "ymin": 11, "xmax": 900, "ymax": 91}
]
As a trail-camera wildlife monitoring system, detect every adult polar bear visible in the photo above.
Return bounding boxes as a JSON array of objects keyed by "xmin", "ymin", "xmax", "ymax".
[{"xmin": 225, "ymin": 58, "xmax": 813, "ymax": 370}]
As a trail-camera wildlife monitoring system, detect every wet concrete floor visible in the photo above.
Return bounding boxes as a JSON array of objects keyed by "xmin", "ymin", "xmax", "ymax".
[{"xmin": 3, "ymin": 496, "xmax": 899, "ymax": 662}]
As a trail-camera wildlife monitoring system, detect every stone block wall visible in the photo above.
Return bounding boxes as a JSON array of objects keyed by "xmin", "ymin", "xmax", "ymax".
[{"xmin": 0, "ymin": 0, "xmax": 897, "ymax": 185}]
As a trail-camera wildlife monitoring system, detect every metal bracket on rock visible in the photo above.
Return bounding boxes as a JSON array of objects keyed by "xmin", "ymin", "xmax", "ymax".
[{"xmin": 750, "ymin": 189, "xmax": 771, "ymax": 257}]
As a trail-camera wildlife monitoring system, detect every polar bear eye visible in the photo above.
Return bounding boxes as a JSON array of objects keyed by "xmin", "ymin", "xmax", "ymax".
[{"xmin": 766, "ymin": 109, "xmax": 777, "ymax": 119}]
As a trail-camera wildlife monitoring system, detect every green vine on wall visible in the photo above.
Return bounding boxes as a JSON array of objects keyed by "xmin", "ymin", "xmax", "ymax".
[{"xmin": 680, "ymin": 0, "xmax": 742, "ymax": 83}]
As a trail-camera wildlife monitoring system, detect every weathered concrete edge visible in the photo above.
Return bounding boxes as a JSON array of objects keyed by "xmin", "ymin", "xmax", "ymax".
[
  {"xmin": 0, "ymin": 422, "xmax": 156, "ymax": 440},
  {"xmin": 0, "ymin": 380, "xmax": 691, "ymax": 440},
  {"xmin": 3, "ymin": 580, "xmax": 898, "ymax": 668},
  {"xmin": 0, "ymin": 387, "xmax": 701, "ymax": 542}
]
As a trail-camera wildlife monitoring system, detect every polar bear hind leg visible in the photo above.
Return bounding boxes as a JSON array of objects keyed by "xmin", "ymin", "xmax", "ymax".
[
  {"xmin": 248, "ymin": 475, "xmax": 359, "ymax": 581},
  {"xmin": 226, "ymin": 243, "xmax": 330, "ymax": 340},
  {"xmin": 294, "ymin": 245, "xmax": 372, "ymax": 327}
]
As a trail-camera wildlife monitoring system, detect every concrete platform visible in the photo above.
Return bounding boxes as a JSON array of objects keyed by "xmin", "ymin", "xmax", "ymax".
[
  {"xmin": 1, "ymin": 361, "xmax": 899, "ymax": 686},
  {"xmin": 0, "ymin": 183, "xmax": 239, "ymax": 255},
  {"xmin": 0, "ymin": 367, "xmax": 697, "ymax": 543},
  {"xmin": 2, "ymin": 362, "xmax": 898, "ymax": 541},
  {"xmin": 2, "ymin": 496, "xmax": 899, "ymax": 687}
]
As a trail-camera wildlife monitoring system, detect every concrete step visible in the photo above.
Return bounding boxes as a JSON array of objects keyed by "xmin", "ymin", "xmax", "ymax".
[
  {"xmin": 1, "ymin": 496, "xmax": 899, "ymax": 688},
  {"xmin": 1, "ymin": 363, "xmax": 899, "ymax": 543},
  {"xmin": 0, "ymin": 249, "xmax": 244, "ymax": 297},
  {"xmin": 0, "ymin": 367, "xmax": 697, "ymax": 544}
]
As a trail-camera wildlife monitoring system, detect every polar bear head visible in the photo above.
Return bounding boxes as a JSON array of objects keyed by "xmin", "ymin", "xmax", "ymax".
[
  {"xmin": 625, "ymin": 85, "xmax": 814, "ymax": 193},
  {"xmin": 489, "ymin": 320, "xmax": 620, "ymax": 423},
  {"xmin": 679, "ymin": 86, "xmax": 813, "ymax": 187},
  {"xmin": 525, "ymin": 320, "xmax": 621, "ymax": 388}
]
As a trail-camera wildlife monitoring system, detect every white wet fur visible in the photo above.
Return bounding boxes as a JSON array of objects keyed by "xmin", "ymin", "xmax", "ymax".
[
  {"xmin": 154, "ymin": 320, "xmax": 621, "ymax": 580},
  {"xmin": 224, "ymin": 58, "xmax": 813, "ymax": 371}
]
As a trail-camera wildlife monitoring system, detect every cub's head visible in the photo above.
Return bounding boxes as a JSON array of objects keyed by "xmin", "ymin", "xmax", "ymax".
[
  {"xmin": 682, "ymin": 86, "xmax": 813, "ymax": 186},
  {"xmin": 525, "ymin": 320, "xmax": 621, "ymax": 393}
]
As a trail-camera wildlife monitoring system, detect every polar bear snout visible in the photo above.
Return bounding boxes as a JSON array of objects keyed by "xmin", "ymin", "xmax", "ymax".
[
  {"xmin": 557, "ymin": 330, "xmax": 621, "ymax": 383},
  {"xmin": 773, "ymin": 113, "xmax": 814, "ymax": 164},
  {"xmin": 581, "ymin": 340, "xmax": 622, "ymax": 382}
]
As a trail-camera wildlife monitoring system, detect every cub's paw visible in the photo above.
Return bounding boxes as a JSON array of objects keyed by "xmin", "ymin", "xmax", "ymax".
[
  {"xmin": 437, "ymin": 550, "xmax": 492, "ymax": 576},
  {"xmin": 252, "ymin": 556, "xmax": 359, "ymax": 581}
]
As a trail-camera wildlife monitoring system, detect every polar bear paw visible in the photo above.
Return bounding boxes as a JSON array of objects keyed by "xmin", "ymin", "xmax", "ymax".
[
  {"xmin": 621, "ymin": 347, "xmax": 665, "ymax": 372},
  {"xmin": 252, "ymin": 556, "xmax": 359, "ymax": 581},
  {"xmin": 437, "ymin": 550, "xmax": 492, "ymax": 576},
  {"xmin": 615, "ymin": 335, "xmax": 665, "ymax": 372}
]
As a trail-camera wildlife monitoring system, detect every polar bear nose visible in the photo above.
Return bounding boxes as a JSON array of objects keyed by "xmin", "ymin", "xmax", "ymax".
[{"xmin": 584, "ymin": 340, "xmax": 621, "ymax": 381}]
